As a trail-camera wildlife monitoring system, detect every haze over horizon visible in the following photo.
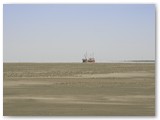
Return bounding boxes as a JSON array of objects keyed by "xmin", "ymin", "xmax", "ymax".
[{"xmin": 3, "ymin": 4, "xmax": 155, "ymax": 62}]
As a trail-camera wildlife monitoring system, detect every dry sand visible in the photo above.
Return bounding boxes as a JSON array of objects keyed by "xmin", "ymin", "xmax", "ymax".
[{"xmin": 3, "ymin": 63, "xmax": 155, "ymax": 116}]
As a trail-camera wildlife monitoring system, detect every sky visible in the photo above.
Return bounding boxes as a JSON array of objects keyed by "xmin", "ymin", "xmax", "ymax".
[{"xmin": 3, "ymin": 4, "xmax": 155, "ymax": 62}]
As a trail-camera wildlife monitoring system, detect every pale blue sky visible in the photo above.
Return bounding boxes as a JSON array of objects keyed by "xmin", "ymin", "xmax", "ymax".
[{"xmin": 3, "ymin": 4, "xmax": 155, "ymax": 62}]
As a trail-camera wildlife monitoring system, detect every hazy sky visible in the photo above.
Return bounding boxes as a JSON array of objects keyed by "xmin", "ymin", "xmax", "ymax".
[{"xmin": 4, "ymin": 4, "xmax": 155, "ymax": 62}]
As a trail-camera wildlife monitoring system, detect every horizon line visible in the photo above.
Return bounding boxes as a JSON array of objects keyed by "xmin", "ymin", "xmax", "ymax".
[{"xmin": 3, "ymin": 60, "xmax": 155, "ymax": 64}]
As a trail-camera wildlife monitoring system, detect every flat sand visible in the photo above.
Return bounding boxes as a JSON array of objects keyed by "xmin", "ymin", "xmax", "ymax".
[{"xmin": 3, "ymin": 63, "xmax": 155, "ymax": 116}]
